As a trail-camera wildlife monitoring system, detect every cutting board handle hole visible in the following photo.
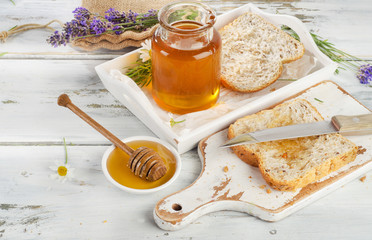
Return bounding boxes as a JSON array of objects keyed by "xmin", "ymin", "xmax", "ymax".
[{"xmin": 172, "ymin": 203, "xmax": 182, "ymax": 211}]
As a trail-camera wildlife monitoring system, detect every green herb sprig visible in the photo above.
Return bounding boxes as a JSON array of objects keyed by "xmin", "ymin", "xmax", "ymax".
[
  {"xmin": 125, "ymin": 59, "xmax": 152, "ymax": 87},
  {"xmin": 63, "ymin": 137, "xmax": 68, "ymax": 164},
  {"xmin": 170, "ymin": 118, "xmax": 186, "ymax": 127}
]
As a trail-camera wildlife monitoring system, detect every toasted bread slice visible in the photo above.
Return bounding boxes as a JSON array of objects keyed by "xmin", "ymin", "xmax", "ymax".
[
  {"xmin": 219, "ymin": 12, "xmax": 305, "ymax": 92},
  {"xmin": 228, "ymin": 99, "xmax": 358, "ymax": 191}
]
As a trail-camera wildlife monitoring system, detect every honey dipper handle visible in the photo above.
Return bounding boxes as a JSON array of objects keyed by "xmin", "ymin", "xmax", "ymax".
[{"xmin": 57, "ymin": 94, "xmax": 134, "ymax": 155}]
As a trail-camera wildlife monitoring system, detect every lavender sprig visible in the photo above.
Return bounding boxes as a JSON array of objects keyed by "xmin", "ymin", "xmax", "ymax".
[
  {"xmin": 282, "ymin": 25, "xmax": 372, "ymax": 85},
  {"xmin": 90, "ymin": 17, "xmax": 112, "ymax": 35},
  {"xmin": 357, "ymin": 64, "xmax": 372, "ymax": 84},
  {"xmin": 47, "ymin": 7, "xmax": 158, "ymax": 47},
  {"xmin": 73, "ymin": 7, "xmax": 91, "ymax": 21}
]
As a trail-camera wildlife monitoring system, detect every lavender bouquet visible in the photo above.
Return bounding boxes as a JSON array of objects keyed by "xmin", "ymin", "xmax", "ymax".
[{"xmin": 47, "ymin": 7, "xmax": 158, "ymax": 47}]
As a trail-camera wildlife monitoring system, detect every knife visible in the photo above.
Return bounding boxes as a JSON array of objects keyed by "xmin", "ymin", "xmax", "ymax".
[{"xmin": 221, "ymin": 114, "xmax": 372, "ymax": 148}]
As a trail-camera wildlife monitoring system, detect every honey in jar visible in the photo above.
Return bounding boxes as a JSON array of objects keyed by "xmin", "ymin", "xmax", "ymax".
[
  {"xmin": 106, "ymin": 140, "xmax": 177, "ymax": 189},
  {"xmin": 151, "ymin": 2, "xmax": 221, "ymax": 114}
]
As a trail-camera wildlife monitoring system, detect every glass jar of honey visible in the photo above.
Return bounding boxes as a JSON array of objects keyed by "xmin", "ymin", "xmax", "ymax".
[{"xmin": 151, "ymin": 1, "xmax": 221, "ymax": 114}]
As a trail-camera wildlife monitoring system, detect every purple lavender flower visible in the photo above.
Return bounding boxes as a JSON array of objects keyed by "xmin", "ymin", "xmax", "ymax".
[
  {"xmin": 72, "ymin": 7, "xmax": 90, "ymax": 20},
  {"xmin": 47, "ymin": 31, "xmax": 69, "ymax": 47},
  {"xmin": 127, "ymin": 10, "xmax": 139, "ymax": 23},
  {"xmin": 105, "ymin": 8, "xmax": 125, "ymax": 23},
  {"xmin": 47, "ymin": 7, "xmax": 159, "ymax": 47},
  {"xmin": 90, "ymin": 17, "xmax": 111, "ymax": 35},
  {"xmin": 357, "ymin": 64, "xmax": 372, "ymax": 84},
  {"xmin": 143, "ymin": 9, "xmax": 157, "ymax": 18},
  {"xmin": 112, "ymin": 25, "xmax": 123, "ymax": 35},
  {"xmin": 64, "ymin": 19, "xmax": 88, "ymax": 38}
]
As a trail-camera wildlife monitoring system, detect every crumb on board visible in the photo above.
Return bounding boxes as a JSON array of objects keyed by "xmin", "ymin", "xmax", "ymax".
[
  {"xmin": 259, "ymin": 185, "xmax": 266, "ymax": 189},
  {"xmin": 360, "ymin": 176, "xmax": 367, "ymax": 182},
  {"xmin": 103, "ymin": 220, "xmax": 107, "ymax": 223},
  {"xmin": 266, "ymin": 188, "xmax": 272, "ymax": 194},
  {"xmin": 248, "ymin": 176, "xmax": 252, "ymax": 179},
  {"xmin": 223, "ymin": 166, "xmax": 229, "ymax": 172},
  {"xmin": 270, "ymin": 88, "xmax": 276, "ymax": 92},
  {"xmin": 357, "ymin": 146, "xmax": 367, "ymax": 155}
]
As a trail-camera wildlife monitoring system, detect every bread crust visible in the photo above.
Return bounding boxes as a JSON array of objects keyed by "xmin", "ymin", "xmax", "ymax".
[
  {"xmin": 221, "ymin": 63, "xmax": 283, "ymax": 92},
  {"xmin": 227, "ymin": 127, "xmax": 260, "ymax": 167}
]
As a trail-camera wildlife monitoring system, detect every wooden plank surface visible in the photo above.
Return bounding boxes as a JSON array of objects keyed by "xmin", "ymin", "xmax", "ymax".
[
  {"xmin": 0, "ymin": 59, "xmax": 154, "ymax": 144},
  {"xmin": 1, "ymin": 146, "xmax": 371, "ymax": 239},
  {"xmin": 1, "ymin": 0, "xmax": 371, "ymax": 57},
  {"xmin": 1, "ymin": 0, "xmax": 372, "ymax": 239}
]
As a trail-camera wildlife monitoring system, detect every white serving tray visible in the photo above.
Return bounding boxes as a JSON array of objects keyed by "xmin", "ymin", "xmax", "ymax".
[
  {"xmin": 153, "ymin": 81, "xmax": 372, "ymax": 230},
  {"xmin": 95, "ymin": 3, "xmax": 337, "ymax": 154}
]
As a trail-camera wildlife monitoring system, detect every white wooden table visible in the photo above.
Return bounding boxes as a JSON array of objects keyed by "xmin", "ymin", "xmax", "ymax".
[{"xmin": 1, "ymin": 0, "xmax": 371, "ymax": 239}]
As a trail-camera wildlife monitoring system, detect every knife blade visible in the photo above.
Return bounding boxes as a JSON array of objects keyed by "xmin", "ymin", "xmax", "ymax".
[{"xmin": 221, "ymin": 113, "xmax": 372, "ymax": 148}]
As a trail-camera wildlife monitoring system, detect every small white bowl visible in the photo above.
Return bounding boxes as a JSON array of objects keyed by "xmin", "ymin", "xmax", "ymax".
[{"xmin": 101, "ymin": 136, "xmax": 181, "ymax": 194}]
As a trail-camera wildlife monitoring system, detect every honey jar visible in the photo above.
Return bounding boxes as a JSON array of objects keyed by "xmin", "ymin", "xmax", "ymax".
[{"xmin": 151, "ymin": 1, "xmax": 221, "ymax": 114}]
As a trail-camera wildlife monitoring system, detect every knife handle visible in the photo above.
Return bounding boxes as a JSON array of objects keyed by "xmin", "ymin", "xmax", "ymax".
[{"xmin": 332, "ymin": 114, "xmax": 372, "ymax": 135}]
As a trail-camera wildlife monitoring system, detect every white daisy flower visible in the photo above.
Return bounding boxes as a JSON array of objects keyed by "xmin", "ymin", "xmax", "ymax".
[
  {"xmin": 49, "ymin": 137, "xmax": 75, "ymax": 183},
  {"xmin": 49, "ymin": 161, "xmax": 75, "ymax": 183},
  {"xmin": 139, "ymin": 39, "xmax": 152, "ymax": 62}
]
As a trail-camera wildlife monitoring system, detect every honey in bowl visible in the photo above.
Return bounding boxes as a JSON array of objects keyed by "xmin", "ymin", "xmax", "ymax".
[
  {"xmin": 151, "ymin": 2, "xmax": 221, "ymax": 114},
  {"xmin": 106, "ymin": 140, "xmax": 177, "ymax": 189}
]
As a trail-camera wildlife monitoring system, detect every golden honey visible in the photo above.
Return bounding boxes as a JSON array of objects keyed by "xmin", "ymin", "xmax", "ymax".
[
  {"xmin": 106, "ymin": 140, "xmax": 177, "ymax": 189},
  {"xmin": 151, "ymin": 2, "xmax": 221, "ymax": 114}
]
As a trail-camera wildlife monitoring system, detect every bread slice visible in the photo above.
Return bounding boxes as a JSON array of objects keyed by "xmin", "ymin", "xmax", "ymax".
[
  {"xmin": 219, "ymin": 12, "xmax": 305, "ymax": 92},
  {"xmin": 228, "ymin": 99, "xmax": 358, "ymax": 191}
]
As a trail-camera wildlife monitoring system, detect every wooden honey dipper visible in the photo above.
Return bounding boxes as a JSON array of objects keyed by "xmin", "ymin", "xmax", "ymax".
[{"xmin": 57, "ymin": 94, "xmax": 167, "ymax": 182}]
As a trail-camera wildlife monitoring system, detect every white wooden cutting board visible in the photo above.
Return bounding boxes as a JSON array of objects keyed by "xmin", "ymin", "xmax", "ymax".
[{"xmin": 154, "ymin": 81, "xmax": 372, "ymax": 231}]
